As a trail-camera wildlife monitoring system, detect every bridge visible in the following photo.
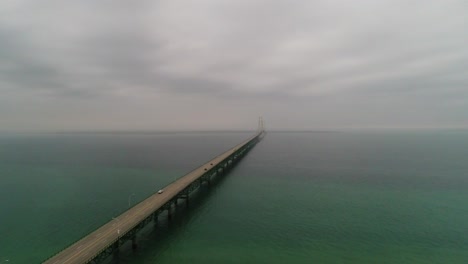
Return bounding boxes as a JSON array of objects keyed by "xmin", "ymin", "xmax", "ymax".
[{"xmin": 43, "ymin": 128, "xmax": 265, "ymax": 264}]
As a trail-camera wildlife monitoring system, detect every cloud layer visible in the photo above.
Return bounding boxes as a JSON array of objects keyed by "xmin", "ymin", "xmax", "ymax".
[{"xmin": 1, "ymin": 0, "xmax": 467, "ymax": 131}]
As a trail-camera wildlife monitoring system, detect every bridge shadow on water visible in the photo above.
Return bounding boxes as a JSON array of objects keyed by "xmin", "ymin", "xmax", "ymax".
[{"xmin": 106, "ymin": 164, "xmax": 241, "ymax": 263}]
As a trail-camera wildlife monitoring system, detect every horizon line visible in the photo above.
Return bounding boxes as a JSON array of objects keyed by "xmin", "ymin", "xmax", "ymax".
[{"xmin": 1, "ymin": 127, "xmax": 468, "ymax": 135}]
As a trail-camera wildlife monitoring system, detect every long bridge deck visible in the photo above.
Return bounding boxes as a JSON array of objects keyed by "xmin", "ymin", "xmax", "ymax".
[{"xmin": 44, "ymin": 130, "xmax": 264, "ymax": 264}]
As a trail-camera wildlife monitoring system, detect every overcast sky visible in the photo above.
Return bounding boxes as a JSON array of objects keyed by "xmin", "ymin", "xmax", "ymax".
[{"xmin": 0, "ymin": 0, "xmax": 467, "ymax": 131}]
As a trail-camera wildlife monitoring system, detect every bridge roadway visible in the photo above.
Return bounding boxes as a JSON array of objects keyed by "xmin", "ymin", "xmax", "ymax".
[{"xmin": 44, "ymin": 131, "xmax": 263, "ymax": 264}]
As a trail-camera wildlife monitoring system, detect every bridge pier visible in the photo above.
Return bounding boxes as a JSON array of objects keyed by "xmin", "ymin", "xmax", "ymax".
[
  {"xmin": 180, "ymin": 194, "xmax": 189, "ymax": 207},
  {"xmin": 153, "ymin": 212, "xmax": 159, "ymax": 226},
  {"xmin": 132, "ymin": 236, "xmax": 137, "ymax": 250},
  {"xmin": 168, "ymin": 208, "xmax": 172, "ymax": 220},
  {"xmin": 112, "ymin": 241, "xmax": 120, "ymax": 256}
]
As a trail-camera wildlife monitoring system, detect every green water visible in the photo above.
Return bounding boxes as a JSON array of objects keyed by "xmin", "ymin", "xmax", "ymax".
[{"xmin": 1, "ymin": 131, "xmax": 467, "ymax": 263}]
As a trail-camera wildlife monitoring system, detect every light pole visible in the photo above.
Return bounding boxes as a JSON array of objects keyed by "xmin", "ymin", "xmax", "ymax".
[
  {"xmin": 112, "ymin": 217, "xmax": 121, "ymax": 235},
  {"xmin": 128, "ymin": 193, "xmax": 135, "ymax": 208}
]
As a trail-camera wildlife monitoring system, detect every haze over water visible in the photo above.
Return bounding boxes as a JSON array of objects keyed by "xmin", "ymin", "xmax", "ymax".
[{"xmin": 1, "ymin": 131, "xmax": 467, "ymax": 263}]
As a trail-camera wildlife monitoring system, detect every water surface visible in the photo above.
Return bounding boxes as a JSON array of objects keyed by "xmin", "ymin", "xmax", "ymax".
[{"xmin": 0, "ymin": 131, "xmax": 467, "ymax": 263}]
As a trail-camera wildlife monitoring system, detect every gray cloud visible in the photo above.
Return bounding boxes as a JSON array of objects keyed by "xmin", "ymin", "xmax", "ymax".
[{"xmin": 0, "ymin": 0, "xmax": 467, "ymax": 131}]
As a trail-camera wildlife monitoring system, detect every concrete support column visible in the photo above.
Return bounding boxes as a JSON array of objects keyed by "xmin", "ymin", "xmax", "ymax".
[
  {"xmin": 113, "ymin": 241, "xmax": 120, "ymax": 255},
  {"xmin": 180, "ymin": 194, "xmax": 189, "ymax": 207},
  {"xmin": 132, "ymin": 236, "xmax": 137, "ymax": 250},
  {"xmin": 153, "ymin": 212, "xmax": 158, "ymax": 226}
]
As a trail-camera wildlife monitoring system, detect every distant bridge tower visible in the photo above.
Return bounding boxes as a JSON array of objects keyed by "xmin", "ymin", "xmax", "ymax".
[{"xmin": 258, "ymin": 117, "xmax": 265, "ymax": 132}]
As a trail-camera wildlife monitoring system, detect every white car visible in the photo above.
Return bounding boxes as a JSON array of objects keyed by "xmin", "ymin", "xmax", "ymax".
[{"xmin": 158, "ymin": 189, "xmax": 164, "ymax": 194}]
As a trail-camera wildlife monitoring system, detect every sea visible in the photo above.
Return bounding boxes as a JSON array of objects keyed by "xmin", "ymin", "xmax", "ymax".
[{"xmin": 0, "ymin": 131, "xmax": 467, "ymax": 263}]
